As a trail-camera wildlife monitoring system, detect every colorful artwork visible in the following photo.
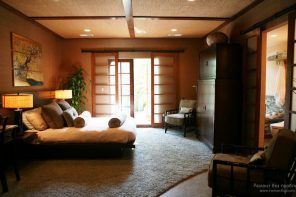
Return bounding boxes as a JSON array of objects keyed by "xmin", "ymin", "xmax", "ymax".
[{"xmin": 12, "ymin": 33, "xmax": 43, "ymax": 86}]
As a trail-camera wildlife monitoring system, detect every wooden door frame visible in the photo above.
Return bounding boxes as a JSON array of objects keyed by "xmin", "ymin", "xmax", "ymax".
[
  {"xmin": 117, "ymin": 59, "xmax": 134, "ymax": 117},
  {"xmin": 285, "ymin": 11, "xmax": 296, "ymax": 129},
  {"xmin": 259, "ymin": 21, "xmax": 289, "ymax": 145}
]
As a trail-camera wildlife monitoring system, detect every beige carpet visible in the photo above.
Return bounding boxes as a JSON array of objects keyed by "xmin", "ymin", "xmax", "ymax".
[{"xmin": 3, "ymin": 128, "xmax": 212, "ymax": 197}]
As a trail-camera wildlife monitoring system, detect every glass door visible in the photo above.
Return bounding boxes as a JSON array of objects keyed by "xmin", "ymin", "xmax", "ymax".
[{"xmin": 118, "ymin": 59, "xmax": 134, "ymax": 117}]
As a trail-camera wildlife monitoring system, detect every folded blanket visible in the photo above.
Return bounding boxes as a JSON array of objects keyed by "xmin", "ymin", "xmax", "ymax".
[
  {"xmin": 108, "ymin": 113, "xmax": 127, "ymax": 128},
  {"xmin": 74, "ymin": 111, "xmax": 91, "ymax": 128}
]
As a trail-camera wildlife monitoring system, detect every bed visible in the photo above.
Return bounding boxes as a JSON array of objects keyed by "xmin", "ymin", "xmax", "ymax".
[
  {"xmin": 26, "ymin": 116, "xmax": 136, "ymax": 145},
  {"xmin": 265, "ymin": 96, "xmax": 284, "ymax": 137},
  {"xmin": 21, "ymin": 115, "xmax": 136, "ymax": 158}
]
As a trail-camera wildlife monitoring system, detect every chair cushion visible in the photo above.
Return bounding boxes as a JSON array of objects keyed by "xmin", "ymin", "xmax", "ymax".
[
  {"xmin": 179, "ymin": 107, "xmax": 192, "ymax": 114},
  {"xmin": 179, "ymin": 100, "xmax": 196, "ymax": 109},
  {"xmin": 208, "ymin": 154, "xmax": 264, "ymax": 194},
  {"xmin": 165, "ymin": 113, "xmax": 184, "ymax": 126}
]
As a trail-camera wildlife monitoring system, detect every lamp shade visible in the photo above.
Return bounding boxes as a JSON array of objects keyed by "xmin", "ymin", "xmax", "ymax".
[
  {"xmin": 2, "ymin": 93, "xmax": 33, "ymax": 109},
  {"xmin": 54, "ymin": 90, "xmax": 72, "ymax": 99}
]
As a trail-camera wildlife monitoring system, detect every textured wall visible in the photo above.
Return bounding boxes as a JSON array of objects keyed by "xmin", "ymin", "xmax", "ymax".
[{"xmin": 0, "ymin": 5, "xmax": 62, "ymax": 94}]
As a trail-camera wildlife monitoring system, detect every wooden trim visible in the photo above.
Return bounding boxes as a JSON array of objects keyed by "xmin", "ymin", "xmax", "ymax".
[
  {"xmin": 0, "ymin": 1, "xmax": 63, "ymax": 39},
  {"xmin": 91, "ymin": 53, "xmax": 95, "ymax": 116},
  {"xmin": 151, "ymin": 53, "xmax": 155, "ymax": 127},
  {"xmin": 122, "ymin": 0, "xmax": 135, "ymax": 38},
  {"xmin": 258, "ymin": 28, "xmax": 267, "ymax": 147},
  {"xmin": 241, "ymin": 4, "xmax": 296, "ymax": 35},
  {"xmin": 31, "ymin": 16, "xmax": 125, "ymax": 20},
  {"xmin": 130, "ymin": 60, "xmax": 134, "ymax": 118},
  {"xmin": 205, "ymin": 0, "xmax": 264, "ymax": 37},
  {"xmin": 134, "ymin": 16, "xmax": 228, "ymax": 21},
  {"xmin": 285, "ymin": 11, "xmax": 296, "ymax": 129},
  {"xmin": 81, "ymin": 48, "xmax": 185, "ymax": 53},
  {"xmin": 31, "ymin": 16, "xmax": 229, "ymax": 21}
]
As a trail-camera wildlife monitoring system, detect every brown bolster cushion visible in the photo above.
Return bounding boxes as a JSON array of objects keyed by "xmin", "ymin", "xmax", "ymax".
[
  {"xmin": 74, "ymin": 111, "xmax": 91, "ymax": 128},
  {"xmin": 108, "ymin": 113, "xmax": 127, "ymax": 128}
]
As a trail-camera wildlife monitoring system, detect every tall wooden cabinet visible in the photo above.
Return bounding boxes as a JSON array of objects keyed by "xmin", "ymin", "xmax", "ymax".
[{"xmin": 197, "ymin": 43, "xmax": 242, "ymax": 153}]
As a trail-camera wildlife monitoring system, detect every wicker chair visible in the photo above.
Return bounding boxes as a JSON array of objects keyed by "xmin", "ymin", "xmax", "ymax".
[
  {"xmin": 208, "ymin": 129, "xmax": 296, "ymax": 197},
  {"xmin": 164, "ymin": 99, "xmax": 196, "ymax": 137}
]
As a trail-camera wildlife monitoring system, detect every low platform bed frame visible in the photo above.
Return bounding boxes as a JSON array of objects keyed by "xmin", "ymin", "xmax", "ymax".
[{"xmin": 18, "ymin": 132, "xmax": 135, "ymax": 158}]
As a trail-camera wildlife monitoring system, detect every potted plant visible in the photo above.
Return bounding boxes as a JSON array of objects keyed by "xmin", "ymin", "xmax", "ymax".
[{"xmin": 64, "ymin": 66, "xmax": 87, "ymax": 113}]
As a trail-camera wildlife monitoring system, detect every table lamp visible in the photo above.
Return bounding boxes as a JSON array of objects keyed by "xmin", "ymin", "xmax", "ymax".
[
  {"xmin": 2, "ymin": 93, "xmax": 33, "ymax": 133},
  {"xmin": 54, "ymin": 90, "xmax": 72, "ymax": 100}
]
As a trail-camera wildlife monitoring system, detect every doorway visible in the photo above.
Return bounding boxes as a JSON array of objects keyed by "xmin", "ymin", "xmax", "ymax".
[
  {"xmin": 261, "ymin": 23, "xmax": 288, "ymax": 145},
  {"xmin": 133, "ymin": 58, "xmax": 152, "ymax": 125}
]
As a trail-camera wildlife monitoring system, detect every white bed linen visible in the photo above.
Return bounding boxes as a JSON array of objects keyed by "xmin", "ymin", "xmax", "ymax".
[{"xmin": 27, "ymin": 117, "xmax": 136, "ymax": 144}]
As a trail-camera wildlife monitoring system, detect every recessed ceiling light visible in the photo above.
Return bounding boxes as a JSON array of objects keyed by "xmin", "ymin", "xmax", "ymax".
[
  {"xmin": 187, "ymin": 0, "xmax": 196, "ymax": 2},
  {"xmin": 135, "ymin": 27, "xmax": 146, "ymax": 34},
  {"xmin": 80, "ymin": 33, "xmax": 94, "ymax": 37},
  {"xmin": 84, "ymin": 28, "xmax": 91, "ymax": 32},
  {"xmin": 171, "ymin": 28, "xmax": 178, "ymax": 32},
  {"xmin": 111, "ymin": 17, "xmax": 116, "ymax": 20},
  {"xmin": 270, "ymin": 34, "xmax": 278, "ymax": 38},
  {"xmin": 168, "ymin": 33, "xmax": 182, "ymax": 37}
]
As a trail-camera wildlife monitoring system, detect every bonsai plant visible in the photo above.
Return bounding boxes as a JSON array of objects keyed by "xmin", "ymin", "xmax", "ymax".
[{"xmin": 64, "ymin": 66, "xmax": 87, "ymax": 113}]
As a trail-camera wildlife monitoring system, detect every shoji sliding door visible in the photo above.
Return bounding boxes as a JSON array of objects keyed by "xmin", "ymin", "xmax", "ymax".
[
  {"xmin": 92, "ymin": 53, "xmax": 118, "ymax": 117},
  {"xmin": 92, "ymin": 53, "xmax": 134, "ymax": 117},
  {"xmin": 151, "ymin": 53, "xmax": 178, "ymax": 127}
]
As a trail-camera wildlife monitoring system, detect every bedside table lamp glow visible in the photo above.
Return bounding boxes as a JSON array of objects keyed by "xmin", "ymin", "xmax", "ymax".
[
  {"xmin": 54, "ymin": 90, "xmax": 72, "ymax": 100},
  {"xmin": 2, "ymin": 93, "xmax": 33, "ymax": 133}
]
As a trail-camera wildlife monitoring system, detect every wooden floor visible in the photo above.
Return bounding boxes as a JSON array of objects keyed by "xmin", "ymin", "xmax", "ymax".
[{"xmin": 161, "ymin": 171, "xmax": 212, "ymax": 197}]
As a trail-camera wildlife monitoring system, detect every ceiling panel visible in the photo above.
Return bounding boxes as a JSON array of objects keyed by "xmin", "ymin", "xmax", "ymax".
[
  {"xmin": 134, "ymin": 19, "xmax": 223, "ymax": 38},
  {"xmin": 2, "ymin": 0, "xmax": 125, "ymax": 16},
  {"xmin": 37, "ymin": 19, "xmax": 130, "ymax": 38},
  {"xmin": 133, "ymin": 0, "xmax": 255, "ymax": 17}
]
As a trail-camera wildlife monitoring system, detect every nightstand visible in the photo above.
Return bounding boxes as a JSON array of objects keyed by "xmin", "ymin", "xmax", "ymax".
[{"xmin": 0, "ymin": 117, "xmax": 20, "ymax": 193}]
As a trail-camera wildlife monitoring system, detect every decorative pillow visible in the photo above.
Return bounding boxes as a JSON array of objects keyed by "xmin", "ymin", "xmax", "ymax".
[
  {"xmin": 179, "ymin": 107, "xmax": 192, "ymax": 114},
  {"xmin": 74, "ymin": 111, "xmax": 91, "ymax": 128},
  {"xmin": 108, "ymin": 113, "xmax": 127, "ymax": 128},
  {"xmin": 23, "ymin": 108, "xmax": 48, "ymax": 130},
  {"xmin": 57, "ymin": 100, "xmax": 72, "ymax": 110},
  {"xmin": 41, "ymin": 102, "xmax": 64, "ymax": 129},
  {"xmin": 63, "ymin": 107, "xmax": 78, "ymax": 127},
  {"xmin": 249, "ymin": 151, "xmax": 265, "ymax": 164}
]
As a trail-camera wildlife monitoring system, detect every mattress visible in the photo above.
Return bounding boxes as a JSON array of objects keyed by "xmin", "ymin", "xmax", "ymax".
[{"xmin": 27, "ymin": 117, "xmax": 136, "ymax": 144}]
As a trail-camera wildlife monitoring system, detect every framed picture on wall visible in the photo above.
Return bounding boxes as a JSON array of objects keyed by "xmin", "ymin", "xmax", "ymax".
[{"xmin": 11, "ymin": 33, "xmax": 43, "ymax": 86}]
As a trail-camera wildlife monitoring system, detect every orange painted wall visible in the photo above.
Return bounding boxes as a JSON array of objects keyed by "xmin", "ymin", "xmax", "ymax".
[
  {"xmin": 0, "ymin": 5, "xmax": 62, "ymax": 94},
  {"xmin": 61, "ymin": 38, "xmax": 202, "ymax": 111}
]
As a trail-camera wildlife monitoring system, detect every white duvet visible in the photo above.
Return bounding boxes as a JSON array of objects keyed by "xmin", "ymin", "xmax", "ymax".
[{"xmin": 27, "ymin": 117, "xmax": 136, "ymax": 144}]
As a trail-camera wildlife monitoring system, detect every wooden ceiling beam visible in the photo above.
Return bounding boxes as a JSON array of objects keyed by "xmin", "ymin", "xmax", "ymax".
[
  {"xmin": 31, "ymin": 16, "xmax": 228, "ymax": 21},
  {"xmin": 31, "ymin": 16, "xmax": 126, "ymax": 20},
  {"xmin": 122, "ymin": 0, "xmax": 135, "ymax": 38},
  {"xmin": 134, "ymin": 16, "xmax": 228, "ymax": 21}
]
